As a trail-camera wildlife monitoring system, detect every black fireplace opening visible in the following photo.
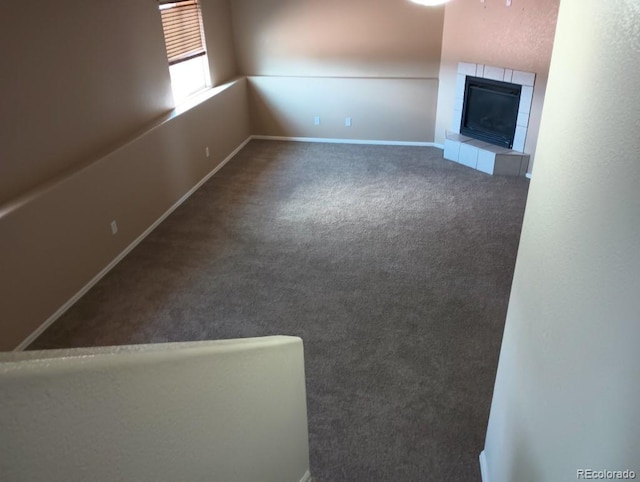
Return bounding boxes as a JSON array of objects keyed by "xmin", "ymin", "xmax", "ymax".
[{"xmin": 460, "ymin": 76, "xmax": 522, "ymax": 149}]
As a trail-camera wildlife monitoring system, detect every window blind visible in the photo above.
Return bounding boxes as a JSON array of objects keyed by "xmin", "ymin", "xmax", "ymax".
[{"xmin": 159, "ymin": 0, "xmax": 206, "ymax": 65}]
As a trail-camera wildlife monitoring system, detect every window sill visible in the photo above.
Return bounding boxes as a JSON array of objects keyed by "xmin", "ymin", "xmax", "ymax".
[{"xmin": 172, "ymin": 80, "xmax": 239, "ymax": 117}]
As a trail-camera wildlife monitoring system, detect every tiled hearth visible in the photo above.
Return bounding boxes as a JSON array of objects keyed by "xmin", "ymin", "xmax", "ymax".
[{"xmin": 444, "ymin": 62, "xmax": 535, "ymax": 176}]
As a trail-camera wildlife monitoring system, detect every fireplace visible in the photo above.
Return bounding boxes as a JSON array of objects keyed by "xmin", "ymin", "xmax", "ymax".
[
  {"xmin": 443, "ymin": 62, "xmax": 536, "ymax": 177},
  {"xmin": 460, "ymin": 76, "xmax": 522, "ymax": 149}
]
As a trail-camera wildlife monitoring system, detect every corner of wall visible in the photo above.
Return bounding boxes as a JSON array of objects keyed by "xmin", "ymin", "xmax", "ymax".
[{"xmin": 479, "ymin": 450, "xmax": 490, "ymax": 482}]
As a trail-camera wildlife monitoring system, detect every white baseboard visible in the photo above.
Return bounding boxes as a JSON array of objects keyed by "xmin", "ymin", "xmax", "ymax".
[
  {"xmin": 251, "ymin": 135, "xmax": 438, "ymax": 148},
  {"xmin": 299, "ymin": 470, "xmax": 312, "ymax": 482},
  {"xmin": 15, "ymin": 136, "xmax": 252, "ymax": 351},
  {"xmin": 479, "ymin": 450, "xmax": 490, "ymax": 482}
]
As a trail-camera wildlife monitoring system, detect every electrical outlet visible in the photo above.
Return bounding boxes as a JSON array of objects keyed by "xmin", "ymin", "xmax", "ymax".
[
  {"xmin": 314, "ymin": 116, "xmax": 320, "ymax": 126},
  {"xmin": 110, "ymin": 221, "xmax": 118, "ymax": 235},
  {"xmin": 205, "ymin": 146, "xmax": 210, "ymax": 157},
  {"xmin": 345, "ymin": 117, "xmax": 352, "ymax": 127}
]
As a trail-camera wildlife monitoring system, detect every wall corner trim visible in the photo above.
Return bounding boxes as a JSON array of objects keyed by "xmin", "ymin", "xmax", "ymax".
[
  {"xmin": 299, "ymin": 470, "xmax": 312, "ymax": 482},
  {"xmin": 14, "ymin": 136, "xmax": 253, "ymax": 351},
  {"xmin": 251, "ymin": 135, "xmax": 438, "ymax": 148},
  {"xmin": 479, "ymin": 450, "xmax": 490, "ymax": 482}
]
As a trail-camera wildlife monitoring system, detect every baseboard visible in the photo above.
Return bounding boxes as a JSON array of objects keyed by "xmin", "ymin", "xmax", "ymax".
[
  {"xmin": 14, "ymin": 136, "xmax": 252, "ymax": 351},
  {"xmin": 299, "ymin": 470, "xmax": 312, "ymax": 482},
  {"xmin": 251, "ymin": 135, "xmax": 437, "ymax": 147},
  {"xmin": 479, "ymin": 450, "xmax": 490, "ymax": 482}
]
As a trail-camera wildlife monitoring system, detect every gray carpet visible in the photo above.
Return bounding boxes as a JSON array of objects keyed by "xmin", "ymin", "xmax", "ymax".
[{"xmin": 30, "ymin": 140, "xmax": 530, "ymax": 481}]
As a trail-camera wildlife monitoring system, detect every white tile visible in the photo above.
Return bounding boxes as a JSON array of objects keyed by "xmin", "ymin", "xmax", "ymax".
[
  {"xmin": 451, "ymin": 109, "xmax": 463, "ymax": 133},
  {"xmin": 517, "ymin": 111, "xmax": 530, "ymax": 128},
  {"xmin": 484, "ymin": 66, "xmax": 505, "ymax": 81},
  {"xmin": 512, "ymin": 70, "xmax": 536, "ymax": 86},
  {"xmin": 455, "ymin": 74, "xmax": 466, "ymax": 100},
  {"xmin": 519, "ymin": 86, "xmax": 534, "ymax": 114},
  {"xmin": 476, "ymin": 64, "xmax": 485, "ymax": 77},
  {"xmin": 454, "ymin": 96, "xmax": 464, "ymax": 111},
  {"xmin": 512, "ymin": 126, "xmax": 527, "ymax": 152},
  {"xmin": 504, "ymin": 69, "xmax": 513, "ymax": 83},
  {"xmin": 459, "ymin": 143, "xmax": 479, "ymax": 169},
  {"xmin": 477, "ymin": 149, "xmax": 496, "ymax": 175},
  {"xmin": 444, "ymin": 139, "xmax": 462, "ymax": 162},
  {"xmin": 458, "ymin": 62, "xmax": 477, "ymax": 76},
  {"xmin": 494, "ymin": 155, "xmax": 522, "ymax": 176}
]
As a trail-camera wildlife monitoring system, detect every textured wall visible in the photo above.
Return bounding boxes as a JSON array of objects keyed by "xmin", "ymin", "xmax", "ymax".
[
  {"xmin": 0, "ymin": 337, "xmax": 310, "ymax": 481},
  {"xmin": 483, "ymin": 1, "xmax": 640, "ymax": 480},
  {"xmin": 435, "ymin": 0, "xmax": 559, "ymax": 172}
]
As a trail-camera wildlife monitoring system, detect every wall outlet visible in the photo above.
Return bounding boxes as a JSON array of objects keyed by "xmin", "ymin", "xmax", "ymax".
[
  {"xmin": 110, "ymin": 221, "xmax": 118, "ymax": 235},
  {"xmin": 314, "ymin": 116, "xmax": 320, "ymax": 126},
  {"xmin": 205, "ymin": 146, "xmax": 210, "ymax": 158},
  {"xmin": 345, "ymin": 117, "xmax": 352, "ymax": 127}
]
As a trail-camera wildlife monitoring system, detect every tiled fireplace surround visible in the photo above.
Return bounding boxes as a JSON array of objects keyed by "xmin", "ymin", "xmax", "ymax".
[{"xmin": 444, "ymin": 62, "xmax": 535, "ymax": 176}]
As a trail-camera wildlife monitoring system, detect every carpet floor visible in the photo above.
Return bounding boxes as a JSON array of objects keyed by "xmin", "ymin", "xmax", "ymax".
[{"xmin": 30, "ymin": 140, "xmax": 530, "ymax": 481}]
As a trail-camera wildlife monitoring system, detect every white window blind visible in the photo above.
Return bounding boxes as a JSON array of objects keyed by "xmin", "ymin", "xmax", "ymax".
[{"xmin": 159, "ymin": 0, "xmax": 206, "ymax": 66}]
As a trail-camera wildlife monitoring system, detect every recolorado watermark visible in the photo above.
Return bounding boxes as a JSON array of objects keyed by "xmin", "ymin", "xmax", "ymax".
[{"xmin": 577, "ymin": 469, "xmax": 637, "ymax": 480}]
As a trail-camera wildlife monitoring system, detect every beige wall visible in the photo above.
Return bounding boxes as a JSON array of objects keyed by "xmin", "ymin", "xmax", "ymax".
[
  {"xmin": 483, "ymin": 1, "xmax": 640, "ymax": 479},
  {"xmin": 0, "ymin": 0, "xmax": 248, "ymax": 350},
  {"xmin": 435, "ymin": 0, "xmax": 559, "ymax": 171},
  {"xmin": 0, "ymin": 0, "xmax": 173, "ymax": 204},
  {"xmin": 202, "ymin": 0, "xmax": 239, "ymax": 85},
  {"xmin": 231, "ymin": 0, "xmax": 444, "ymax": 77},
  {"xmin": 249, "ymin": 76, "xmax": 438, "ymax": 142},
  {"xmin": 0, "ymin": 337, "xmax": 310, "ymax": 481},
  {"xmin": 231, "ymin": 0, "xmax": 444, "ymax": 142},
  {"xmin": 0, "ymin": 0, "xmax": 239, "ymax": 206},
  {"xmin": 0, "ymin": 80, "xmax": 251, "ymax": 351}
]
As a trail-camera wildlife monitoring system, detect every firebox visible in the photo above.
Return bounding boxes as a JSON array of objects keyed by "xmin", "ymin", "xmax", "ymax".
[{"xmin": 460, "ymin": 76, "xmax": 522, "ymax": 149}]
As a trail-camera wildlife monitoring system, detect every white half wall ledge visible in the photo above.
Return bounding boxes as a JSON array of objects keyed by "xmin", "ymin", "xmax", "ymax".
[{"xmin": 1, "ymin": 337, "xmax": 311, "ymax": 482}]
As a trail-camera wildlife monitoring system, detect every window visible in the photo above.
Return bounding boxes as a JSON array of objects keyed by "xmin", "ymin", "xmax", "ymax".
[{"xmin": 159, "ymin": 0, "xmax": 211, "ymax": 104}]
